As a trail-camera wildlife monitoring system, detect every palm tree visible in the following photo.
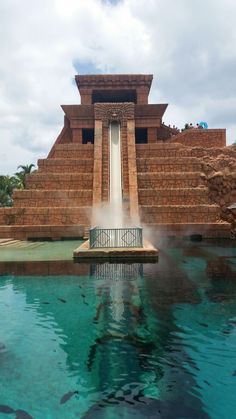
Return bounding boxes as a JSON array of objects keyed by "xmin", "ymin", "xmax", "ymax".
[
  {"xmin": 0, "ymin": 175, "xmax": 19, "ymax": 206},
  {"xmin": 0, "ymin": 163, "xmax": 37, "ymax": 207},
  {"xmin": 15, "ymin": 164, "xmax": 36, "ymax": 188},
  {"xmin": 17, "ymin": 164, "xmax": 35, "ymax": 173}
]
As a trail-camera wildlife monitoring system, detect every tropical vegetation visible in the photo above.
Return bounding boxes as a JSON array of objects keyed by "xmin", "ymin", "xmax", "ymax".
[{"xmin": 0, "ymin": 164, "xmax": 36, "ymax": 207}]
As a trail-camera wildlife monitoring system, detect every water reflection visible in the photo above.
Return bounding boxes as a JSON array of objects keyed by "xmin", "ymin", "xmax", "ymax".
[
  {"xmin": 81, "ymin": 261, "xmax": 210, "ymax": 418},
  {"xmin": 0, "ymin": 239, "xmax": 235, "ymax": 418},
  {"xmin": 91, "ymin": 262, "xmax": 143, "ymax": 322}
]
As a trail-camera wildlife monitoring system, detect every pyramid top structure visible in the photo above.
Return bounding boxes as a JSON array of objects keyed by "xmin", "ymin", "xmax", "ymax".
[{"xmin": 75, "ymin": 74, "xmax": 153, "ymax": 105}]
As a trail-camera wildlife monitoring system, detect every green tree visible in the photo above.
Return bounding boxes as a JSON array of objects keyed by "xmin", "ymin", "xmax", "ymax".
[
  {"xmin": 0, "ymin": 163, "xmax": 36, "ymax": 207},
  {"xmin": 0, "ymin": 175, "xmax": 19, "ymax": 206},
  {"xmin": 15, "ymin": 164, "xmax": 36, "ymax": 188}
]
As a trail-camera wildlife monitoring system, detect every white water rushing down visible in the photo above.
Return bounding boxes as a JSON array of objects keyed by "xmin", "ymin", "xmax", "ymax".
[
  {"xmin": 109, "ymin": 122, "xmax": 124, "ymax": 317},
  {"xmin": 109, "ymin": 121, "xmax": 123, "ymax": 227}
]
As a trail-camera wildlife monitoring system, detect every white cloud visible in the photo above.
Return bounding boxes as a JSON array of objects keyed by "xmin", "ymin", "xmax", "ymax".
[{"xmin": 0, "ymin": 0, "xmax": 236, "ymax": 174}]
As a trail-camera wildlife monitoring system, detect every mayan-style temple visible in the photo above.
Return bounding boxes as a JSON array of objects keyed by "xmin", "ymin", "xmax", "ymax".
[{"xmin": 0, "ymin": 74, "xmax": 232, "ymax": 239}]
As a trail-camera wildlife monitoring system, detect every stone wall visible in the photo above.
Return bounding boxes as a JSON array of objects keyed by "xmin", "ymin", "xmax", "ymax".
[
  {"xmin": 0, "ymin": 207, "xmax": 91, "ymax": 226},
  {"xmin": 26, "ymin": 173, "xmax": 93, "ymax": 190},
  {"xmin": 136, "ymin": 143, "xmax": 231, "ymax": 238},
  {"xmin": 169, "ymin": 129, "xmax": 226, "ymax": 148},
  {"xmin": 50, "ymin": 143, "xmax": 94, "ymax": 159},
  {"xmin": 38, "ymin": 158, "xmax": 94, "ymax": 173},
  {"xmin": 138, "ymin": 172, "xmax": 204, "ymax": 188},
  {"xmin": 140, "ymin": 205, "xmax": 220, "ymax": 224},
  {"xmin": 13, "ymin": 190, "xmax": 92, "ymax": 207}
]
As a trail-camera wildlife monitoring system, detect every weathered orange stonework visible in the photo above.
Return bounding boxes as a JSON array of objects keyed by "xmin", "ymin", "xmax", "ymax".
[{"xmin": 0, "ymin": 74, "xmax": 232, "ymax": 239}]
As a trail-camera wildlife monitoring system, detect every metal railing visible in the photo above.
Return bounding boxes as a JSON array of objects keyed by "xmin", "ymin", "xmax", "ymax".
[{"xmin": 89, "ymin": 226, "xmax": 143, "ymax": 249}]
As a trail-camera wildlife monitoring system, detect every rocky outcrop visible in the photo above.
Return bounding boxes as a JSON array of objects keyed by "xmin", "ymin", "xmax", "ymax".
[{"xmin": 201, "ymin": 144, "xmax": 236, "ymax": 238}]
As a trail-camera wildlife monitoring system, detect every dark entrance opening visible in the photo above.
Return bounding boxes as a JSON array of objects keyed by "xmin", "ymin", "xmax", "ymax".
[
  {"xmin": 92, "ymin": 89, "xmax": 137, "ymax": 104},
  {"xmin": 135, "ymin": 128, "xmax": 148, "ymax": 144},
  {"xmin": 82, "ymin": 129, "xmax": 94, "ymax": 144}
]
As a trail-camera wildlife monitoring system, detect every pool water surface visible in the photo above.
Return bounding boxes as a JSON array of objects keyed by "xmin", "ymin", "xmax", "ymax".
[{"xmin": 0, "ymin": 239, "xmax": 235, "ymax": 418}]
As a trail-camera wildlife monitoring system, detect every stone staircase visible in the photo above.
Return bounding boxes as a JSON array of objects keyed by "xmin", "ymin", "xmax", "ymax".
[
  {"xmin": 136, "ymin": 143, "xmax": 231, "ymax": 238},
  {"xmin": 0, "ymin": 144, "xmax": 93, "ymax": 240},
  {"xmin": 0, "ymin": 141, "xmax": 231, "ymax": 240}
]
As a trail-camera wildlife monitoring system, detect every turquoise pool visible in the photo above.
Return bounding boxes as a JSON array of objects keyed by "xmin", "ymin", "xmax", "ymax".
[{"xmin": 0, "ymin": 239, "xmax": 235, "ymax": 418}]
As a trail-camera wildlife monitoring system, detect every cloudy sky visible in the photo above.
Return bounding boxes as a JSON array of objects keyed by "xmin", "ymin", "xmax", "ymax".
[{"xmin": 1, "ymin": 0, "xmax": 236, "ymax": 174}]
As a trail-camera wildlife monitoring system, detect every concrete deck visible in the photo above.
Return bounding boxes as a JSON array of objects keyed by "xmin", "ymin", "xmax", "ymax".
[{"xmin": 73, "ymin": 239, "xmax": 159, "ymax": 262}]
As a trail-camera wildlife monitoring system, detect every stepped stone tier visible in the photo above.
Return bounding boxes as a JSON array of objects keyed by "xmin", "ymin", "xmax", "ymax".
[{"xmin": 0, "ymin": 74, "xmax": 232, "ymax": 240}]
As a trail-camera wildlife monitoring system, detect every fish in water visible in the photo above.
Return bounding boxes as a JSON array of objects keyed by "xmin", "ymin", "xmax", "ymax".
[
  {"xmin": 0, "ymin": 405, "xmax": 15, "ymax": 413},
  {"xmin": 57, "ymin": 298, "xmax": 66, "ymax": 303},
  {"xmin": 15, "ymin": 409, "xmax": 33, "ymax": 419},
  {"xmin": 222, "ymin": 329, "xmax": 231, "ymax": 335},
  {"xmin": 60, "ymin": 390, "xmax": 79, "ymax": 405},
  {"xmin": 42, "ymin": 302, "xmax": 50, "ymax": 305},
  {"xmin": 81, "ymin": 294, "xmax": 89, "ymax": 306},
  {"xmin": 233, "ymin": 370, "xmax": 236, "ymax": 376},
  {"xmin": 199, "ymin": 322, "xmax": 208, "ymax": 328},
  {"xmin": 203, "ymin": 380, "xmax": 211, "ymax": 386},
  {"xmin": 0, "ymin": 343, "xmax": 6, "ymax": 352}
]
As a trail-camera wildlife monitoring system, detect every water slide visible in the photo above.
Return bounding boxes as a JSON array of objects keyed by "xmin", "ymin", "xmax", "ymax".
[{"xmin": 109, "ymin": 121, "xmax": 123, "ymax": 227}]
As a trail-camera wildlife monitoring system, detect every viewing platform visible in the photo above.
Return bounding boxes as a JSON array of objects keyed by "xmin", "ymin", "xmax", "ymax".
[{"xmin": 73, "ymin": 227, "xmax": 158, "ymax": 261}]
